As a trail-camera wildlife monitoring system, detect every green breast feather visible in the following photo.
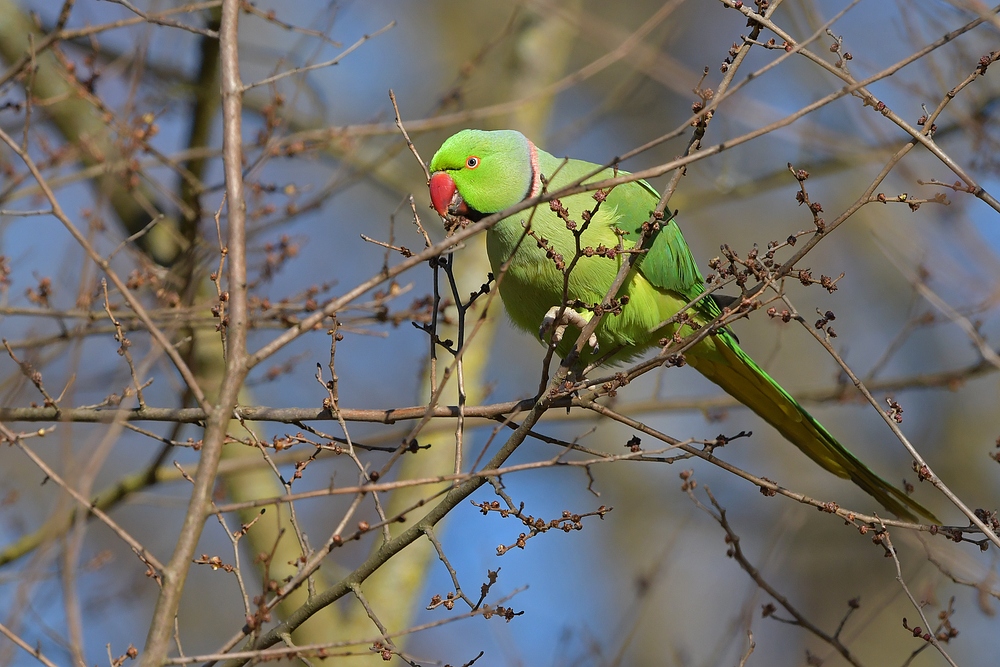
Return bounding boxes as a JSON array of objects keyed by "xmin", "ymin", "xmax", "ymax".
[{"xmin": 485, "ymin": 147, "xmax": 712, "ymax": 365}]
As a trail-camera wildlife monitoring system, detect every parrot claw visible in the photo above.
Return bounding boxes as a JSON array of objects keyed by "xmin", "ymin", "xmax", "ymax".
[{"xmin": 539, "ymin": 306, "xmax": 599, "ymax": 352}]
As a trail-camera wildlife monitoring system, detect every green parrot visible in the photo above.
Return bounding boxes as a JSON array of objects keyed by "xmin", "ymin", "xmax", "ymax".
[{"xmin": 428, "ymin": 128, "xmax": 936, "ymax": 523}]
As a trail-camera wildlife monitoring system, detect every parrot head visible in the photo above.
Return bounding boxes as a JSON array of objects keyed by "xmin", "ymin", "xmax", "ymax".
[{"xmin": 428, "ymin": 129, "xmax": 538, "ymax": 220}]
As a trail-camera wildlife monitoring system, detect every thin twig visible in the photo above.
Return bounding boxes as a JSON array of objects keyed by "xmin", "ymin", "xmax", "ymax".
[
  {"xmin": 389, "ymin": 89, "xmax": 430, "ymax": 182},
  {"xmin": 879, "ymin": 529, "xmax": 959, "ymax": 667},
  {"xmin": 242, "ymin": 22, "xmax": 395, "ymax": 91},
  {"xmin": 0, "ymin": 620, "xmax": 60, "ymax": 667},
  {"xmin": 5, "ymin": 428, "xmax": 164, "ymax": 574},
  {"xmin": 687, "ymin": 484, "xmax": 865, "ymax": 667},
  {"xmin": 102, "ymin": 0, "xmax": 219, "ymax": 37}
]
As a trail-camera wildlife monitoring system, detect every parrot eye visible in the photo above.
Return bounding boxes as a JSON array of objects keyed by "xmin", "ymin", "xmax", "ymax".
[{"xmin": 465, "ymin": 156, "xmax": 480, "ymax": 169}]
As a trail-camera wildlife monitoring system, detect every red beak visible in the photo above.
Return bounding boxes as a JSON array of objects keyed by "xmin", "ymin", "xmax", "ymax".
[{"xmin": 429, "ymin": 171, "xmax": 457, "ymax": 217}]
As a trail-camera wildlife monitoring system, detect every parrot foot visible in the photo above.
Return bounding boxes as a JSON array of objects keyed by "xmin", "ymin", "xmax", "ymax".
[{"xmin": 539, "ymin": 306, "xmax": 599, "ymax": 352}]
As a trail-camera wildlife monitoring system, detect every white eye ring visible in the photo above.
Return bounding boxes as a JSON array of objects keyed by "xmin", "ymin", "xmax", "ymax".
[{"xmin": 466, "ymin": 156, "xmax": 479, "ymax": 169}]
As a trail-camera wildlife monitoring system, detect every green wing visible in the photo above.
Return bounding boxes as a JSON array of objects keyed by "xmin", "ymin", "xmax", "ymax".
[{"xmin": 601, "ymin": 177, "xmax": 720, "ymax": 320}]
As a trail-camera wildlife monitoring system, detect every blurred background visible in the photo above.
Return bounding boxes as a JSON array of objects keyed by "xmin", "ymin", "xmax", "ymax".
[{"xmin": 1, "ymin": 1, "xmax": 999, "ymax": 665}]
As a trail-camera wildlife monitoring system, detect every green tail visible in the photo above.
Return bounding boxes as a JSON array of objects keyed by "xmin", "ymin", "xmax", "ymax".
[{"xmin": 686, "ymin": 334, "xmax": 937, "ymax": 523}]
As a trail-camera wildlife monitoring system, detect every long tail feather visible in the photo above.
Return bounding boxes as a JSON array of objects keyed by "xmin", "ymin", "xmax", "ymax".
[{"xmin": 686, "ymin": 334, "xmax": 937, "ymax": 523}]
